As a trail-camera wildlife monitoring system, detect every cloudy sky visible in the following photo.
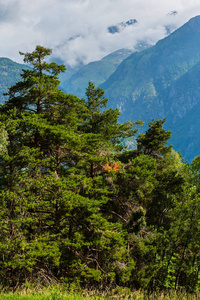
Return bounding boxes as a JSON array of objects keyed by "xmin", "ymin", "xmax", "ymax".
[{"xmin": 1, "ymin": 0, "xmax": 200, "ymax": 66}]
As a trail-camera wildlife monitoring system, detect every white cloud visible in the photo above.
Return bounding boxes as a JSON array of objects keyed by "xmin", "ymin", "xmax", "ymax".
[{"xmin": 0, "ymin": 0, "xmax": 200, "ymax": 65}]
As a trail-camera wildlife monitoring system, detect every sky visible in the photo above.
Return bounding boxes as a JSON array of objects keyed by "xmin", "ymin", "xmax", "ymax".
[{"xmin": 1, "ymin": 0, "xmax": 200, "ymax": 66}]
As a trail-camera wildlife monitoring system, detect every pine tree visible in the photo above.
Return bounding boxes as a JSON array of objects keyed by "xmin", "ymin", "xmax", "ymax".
[
  {"xmin": 78, "ymin": 80, "xmax": 140, "ymax": 179},
  {"xmin": 137, "ymin": 118, "xmax": 172, "ymax": 158},
  {"xmin": 0, "ymin": 122, "xmax": 8, "ymax": 155},
  {"xmin": 0, "ymin": 47, "xmax": 141, "ymax": 288}
]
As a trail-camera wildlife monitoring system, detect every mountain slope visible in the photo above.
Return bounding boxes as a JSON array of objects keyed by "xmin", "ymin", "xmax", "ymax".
[
  {"xmin": 0, "ymin": 58, "xmax": 29, "ymax": 103},
  {"xmin": 99, "ymin": 15, "xmax": 200, "ymax": 161},
  {"xmin": 162, "ymin": 61, "xmax": 200, "ymax": 160},
  {"xmin": 101, "ymin": 15, "xmax": 200, "ymax": 123},
  {"xmin": 61, "ymin": 48, "xmax": 134, "ymax": 97}
]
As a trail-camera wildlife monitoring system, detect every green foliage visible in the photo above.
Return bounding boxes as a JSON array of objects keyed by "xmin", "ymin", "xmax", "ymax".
[
  {"xmin": 0, "ymin": 46, "xmax": 140, "ymax": 289},
  {"xmin": 191, "ymin": 155, "xmax": 200, "ymax": 193},
  {"xmin": 0, "ymin": 122, "xmax": 8, "ymax": 155},
  {"xmin": 137, "ymin": 118, "xmax": 172, "ymax": 158},
  {"xmin": 0, "ymin": 45, "xmax": 199, "ymax": 293}
]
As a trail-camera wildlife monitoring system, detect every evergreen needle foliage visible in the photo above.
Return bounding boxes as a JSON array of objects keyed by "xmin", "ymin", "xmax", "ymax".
[{"xmin": 0, "ymin": 46, "xmax": 200, "ymax": 293}]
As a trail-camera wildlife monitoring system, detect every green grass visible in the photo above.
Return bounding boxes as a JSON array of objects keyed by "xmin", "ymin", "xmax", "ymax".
[
  {"xmin": 0, "ymin": 288, "xmax": 105, "ymax": 300},
  {"xmin": 0, "ymin": 291, "xmax": 96, "ymax": 300},
  {"xmin": 0, "ymin": 288, "xmax": 199, "ymax": 300}
]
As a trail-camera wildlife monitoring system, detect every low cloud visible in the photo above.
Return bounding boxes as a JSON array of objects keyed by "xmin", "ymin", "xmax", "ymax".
[{"xmin": 0, "ymin": 0, "xmax": 200, "ymax": 66}]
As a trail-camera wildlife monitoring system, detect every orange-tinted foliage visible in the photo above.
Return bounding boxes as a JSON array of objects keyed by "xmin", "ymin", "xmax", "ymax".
[{"xmin": 103, "ymin": 162, "xmax": 121, "ymax": 172}]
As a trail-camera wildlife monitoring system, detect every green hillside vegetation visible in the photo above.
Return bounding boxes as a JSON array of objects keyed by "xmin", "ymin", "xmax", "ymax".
[
  {"xmin": 1, "ymin": 46, "xmax": 200, "ymax": 295},
  {"xmin": 0, "ymin": 58, "xmax": 29, "ymax": 103},
  {"xmin": 163, "ymin": 62, "xmax": 200, "ymax": 160},
  {"xmin": 61, "ymin": 49, "xmax": 134, "ymax": 98}
]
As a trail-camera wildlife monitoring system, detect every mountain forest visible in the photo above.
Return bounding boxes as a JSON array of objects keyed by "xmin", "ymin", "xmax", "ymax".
[{"xmin": 1, "ymin": 45, "xmax": 200, "ymax": 294}]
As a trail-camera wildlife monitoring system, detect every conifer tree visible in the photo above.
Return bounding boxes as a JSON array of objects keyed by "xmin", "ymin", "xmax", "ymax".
[
  {"xmin": 78, "ymin": 80, "xmax": 140, "ymax": 178},
  {"xmin": 137, "ymin": 118, "xmax": 171, "ymax": 158},
  {"xmin": 0, "ymin": 45, "xmax": 84, "ymax": 286},
  {"xmin": 0, "ymin": 47, "xmax": 140, "ymax": 288},
  {"xmin": 0, "ymin": 123, "xmax": 8, "ymax": 155}
]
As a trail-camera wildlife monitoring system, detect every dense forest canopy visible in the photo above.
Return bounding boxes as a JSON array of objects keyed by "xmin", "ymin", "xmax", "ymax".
[{"xmin": 0, "ymin": 46, "xmax": 200, "ymax": 292}]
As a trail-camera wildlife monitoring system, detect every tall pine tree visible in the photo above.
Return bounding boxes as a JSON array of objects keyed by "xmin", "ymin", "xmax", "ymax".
[{"xmin": 0, "ymin": 46, "xmax": 141, "ymax": 288}]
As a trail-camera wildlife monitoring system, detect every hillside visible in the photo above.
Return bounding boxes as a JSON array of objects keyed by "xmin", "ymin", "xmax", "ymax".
[
  {"xmin": 100, "ymin": 15, "xmax": 200, "ymax": 161},
  {"xmin": 61, "ymin": 48, "xmax": 134, "ymax": 97},
  {"xmin": 163, "ymin": 61, "xmax": 200, "ymax": 160},
  {"xmin": 0, "ymin": 58, "xmax": 29, "ymax": 103}
]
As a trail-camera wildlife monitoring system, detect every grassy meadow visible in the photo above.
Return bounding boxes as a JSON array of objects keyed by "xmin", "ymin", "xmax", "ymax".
[{"xmin": 0, "ymin": 287, "xmax": 199, "ymax": 300}]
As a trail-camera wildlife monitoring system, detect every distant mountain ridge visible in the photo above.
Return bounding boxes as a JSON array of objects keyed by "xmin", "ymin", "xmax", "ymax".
[
  {"xmin": 0, "ymin": 58, "xmax": 29, "ymax": 103},
  {"xmin": 101, "ymin": 15, "xmax": 200, "ymax": 119},
  {"xmin": 99, "ymin": 15, "xmax": 200, "ymax": 161},
  {"xmin": 61, "ymin": 43, "xmax": 151, "ymax": 98},
  {"xmin": 61, "ymin": 48, "xmax": 135, "ymax": 97}
]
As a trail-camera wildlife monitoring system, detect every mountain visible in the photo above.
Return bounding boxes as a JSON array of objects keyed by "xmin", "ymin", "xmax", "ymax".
[
  {"xmin": 58, "ymin": 13, "xmax": 177, "ymax": 93},
  {"xmin": 60, "ymin": 43, "xmax": 151, "ymax": 98},
  {"xmin": 101, "ymin": 15, "xmax": 200, "ymax": 121},
  {"xmin": 107, "ymin": 19, "xmax": 138, "ymax": 34},
  {"xmin": 164, "ymin": 61, "xmax": 200, "ymax": 160},
  {"xmin": 60, "ymin": 48, "xmax": 135, "ymax": 97},
  {"xmin": 100, "ymin": 15, "xmax": 200, "ymax": 161},
  {"xmin": 0, "ymin": 58, "xmax": 29, "ymax": 103}
]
